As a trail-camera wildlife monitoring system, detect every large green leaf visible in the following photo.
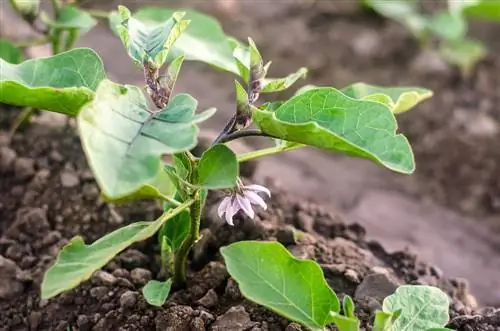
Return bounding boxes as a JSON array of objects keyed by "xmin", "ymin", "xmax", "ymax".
[
  {"xmin": 41, "ymin": 200, "xmax": 192, "ymax": 299},
  {"xmin": 0, "ymin": 48, "xmax": 105, "ymax": 115},
  {"xmin": 383, "ymin": 285, "xmax": 450, "ymax": 330},
  {"xmin": 143, "ymin": 279, "xmax": 173, "ymax": 307},
  {"xmin": 114, "ymin": 5, "xmax": 188, "ymax": 67},
  {"xmin": 129, "ymin": 7, "xmax": 239, "ymax": 74},
  {"xmin": 252, "ymin": 87, "xmax": 415, "ymax": 174},
  {"xmin": 42, "ymin": 5, "xmax": 97, "ymax": 34},
  {"xmin": 196, "ymin": 144, "xmax": 238, "ymax": 189},
  {"xmin": 77, "ymin": 79, "xmax": 215, "ymax": 199},
  {"xmin": 341, "ymin": 83, "xmax": 433, "ymax": 114},
  {"xmin": 221, "ymin": 241, "xmax": 340, "ymax": 331},
  {"xmin": 462, "ymin": 1, "xmax": 500, "ymax": 20},
  {"xmin": 0, "ymin": 39, "xmax": 23, "ymax": 64}
]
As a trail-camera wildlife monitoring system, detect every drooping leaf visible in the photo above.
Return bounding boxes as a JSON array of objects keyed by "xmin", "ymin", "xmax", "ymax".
[
  {"xmin": 196, "ymin": 144, "xmax": 238, "ymax": 189},
  {"xmin": 428, "ymin": 11, "xmax": 467, "ymax": 41},
  {"xmin": 252, "ymin": 87, "xmax": 415, "ymax": 174},
  {"xmin": 341, "ymin": 82, "xmax": 433, "ymax": 114},
  {"xmin": 143, "ymin": 279, "xmax": 173, "ymax": 307},
  {"xmin": 113, "ymin": 5, "xmax": 188, "ymax": 67},
  {"xmin": 329, "ymin": 313, "xmax": 359, "ymax": 331},
  {"xmin": 127, "ymin": 7, "xmax": 239, "ymax": 74},
  {"xmin": 0, "ymin": 48, "xmax": 105, "ymax": 115},
  {"xmin": 261, "ymin": 67, "xmax": 308, "ymax": 93},
  {"xmin": 41, "ymin": 200, "xmax": 192, "ymax": 299},
  {"xmin": 221, "ymin": 241, "xmax": 340, "ymax": 331},
  {"xmin": 0, "ymin": 39, "xmax": 23, "ymax": 64},
  {"xmin": 383, "ymin": 285, "xmax": 450, "ymax": 330},
  {"xmin": 440, "ymin": 39, "xmax": 487, "ymax": 75},
  {"xmin": 77, "ymin": 79, "xmax": 215, "ymax": 199},
  {"xmin": 42, "ymin": 5, "xmax": 97, "ymax": 34}
]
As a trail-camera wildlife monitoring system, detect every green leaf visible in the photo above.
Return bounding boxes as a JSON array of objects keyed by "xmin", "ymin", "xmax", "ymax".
[
  {"xmin": 440, "ymin": 39, "xmax": 487, "ymax": 75},
  {"xmin": 252, "ymin": 87, "xmax": 415, "ymax": 174},
  {"xmin": 373, "ymin": 310, "xmax": 397, "ymax": 331},
  {"xmin": 0, "ymin": 39, "xmax": 23, "ymax": 64},
  {"xmin": 160, "ymin": 210, "xmax": 190, "ymax": 251},
  {"xmin": 114, "ymin": 5, "xmax": 188, "ymax": 67},
  {"xmin": 128, "ymin": 7, "xmax": 239, "ymax": 74},
  {"xmin": 43, "ymin": 5, "xmax": 97, "ymax": 34},
  {"xmin": 221, "ymin": 241, "xmax": 340, "ymax": 331},
  {"xmin": 383, "ymin": 285, "xmax": 450, "ymax": 330},
  {"xmin": 41, "ymin": 200, "xmax": 192, "ymax": 299},
  {"xmin": 0, "ymin": 48, "xmax": 105, "ymax": 115},
  {"xmin": 341, "ymin": 82, "xmax": 433, "ymax": 114},
  {"xmin": 77, "ymin": 79, "xmax": 215, "ymax": 199},
  {"xmin": 364, "ymin": 0, "xmax": 419, "ymax": 18},
  {"xmin": 463, "ymin": 1, "xmax": 500, "ymax": 20},
  {"xmin": 261, "ymin": 67, "xmax": 308, "ymax": 93},
  {"xmin": 343, "ymin": 295, "xmax": 355, "ymax": 318},
  {"xmin": 427, "ymin": 328, "xmax": 455, "ymax": 331},
  {"xmin": 329, "ymin": 313, "xmax": 359, "ymax": 331},
  {"xmin": 428, "ymin": 11, "xmax": 467, "ymax": 41},
  {"xmin": 196, "ymin": 144, "xmax": 238, "ymax": 189},
  {"xmin": 8, "ymin": 0, "xmax": 39, "ymax": 20},
  {"xmin": 142, "ymin": 279, "xmax": 173, "ymax": 307}
]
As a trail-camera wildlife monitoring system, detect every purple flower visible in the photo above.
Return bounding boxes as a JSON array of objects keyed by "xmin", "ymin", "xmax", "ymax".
[{"xmin": 217, "ymin": 183, "xmax": 271, "ymax": 226}]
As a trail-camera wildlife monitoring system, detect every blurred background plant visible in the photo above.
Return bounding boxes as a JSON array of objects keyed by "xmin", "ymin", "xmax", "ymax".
[{"xmin": 360, "ymin": 0, "xmax": 500, "ymax": 76}]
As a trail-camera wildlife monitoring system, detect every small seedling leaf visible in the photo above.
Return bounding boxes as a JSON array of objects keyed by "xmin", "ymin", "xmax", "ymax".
[
  {"xmin": 41, "ymin": 202, "xmax": 190, "ymax": 299},
  {"xmin": 428, "ymin": 11, "xmax": 467, "ymax": 41},
  {"xmin": 42, "ymin": 5, "xmax": 97, "ymax": 34},
  {"xmin": 342, "ymin": 295, "xmax": 355, "ymax": 318},
  {"xmin": 160, "ymin": 209, "xmax": 190, "ymax": 251},
  {"xmin": 221, "ymin": 241, "xmax": 340, "ymax": 331},
  {"xmin": 114, "ymin": 5, "xmax": 188, "ymax": 67},
  {"xmin": 329, "ymin": 312, "xmax": 360, "ymax": 331},
  {"xmin": 196, "ymin": 144, "xmax": 238, "ymax": 189},
  {"xmin": 77, "ymin": 79, "xmax": 215, "ymax": 199},
  {"xmin": 252, "ymin": 87, "xmax": 415, "ymax": 174},
  {"xmin": 0, "ymin": 39, "xmax": 23, "ymax": 64},
  {"xmin": 261, "ymin": 67, "xmax": 308, "ymax": 93},
  {"xmin": 373, "ymin": 310, "xmax": 397, "ymax": 331},
  {"xmin": 383, "ymin": 285, "xmax": 450, "ymax": 330},
  {"xmin": 341, "ymin": 82, "xmax": 433, "ymax": 114},
  {"xmin": 143, "ymin": 279, "xmax": 173, "ymax": 307},
  {"xmin": 440, "ymin": 39, "xmax": 487, "ymax": 76},
  {"xmin": 0, "ymin": 48, "xmax": 105, "ymax": 115}
]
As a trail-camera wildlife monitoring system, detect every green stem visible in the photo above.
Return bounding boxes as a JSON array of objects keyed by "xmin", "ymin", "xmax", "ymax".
[
  {"xmin": 158, "ymin": 193, "xmax": 182, "ymax": 207},
  {"xmin": 86, "ymin": 9, "xmax": 111, "ymax": 19},
  {"xmin": 63, "ymin": 29, "xmax": 80, "ymax": 51},
  {"xmin": 173, "ymin": 189, "xmax": 201, "ymax": 284},
  {"xmin": 51, "ymin": 29, "xmax": 63, "ymax": 54},
  {"xmin": 50, "ymin": 0, "xmax": 62, "ymax": 17},
  {"xmin": 9, "ymin": 107, "xmax": 35, "ymax": 139},
  {"xmin": 237, "ymin": 143, "xmax": 304, "ymax": 162}
]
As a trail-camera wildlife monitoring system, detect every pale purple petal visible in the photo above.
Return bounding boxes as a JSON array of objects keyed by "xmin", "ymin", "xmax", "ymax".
[
  {"xmin": 225, "ymin": 198, "xmax": 239, "ymax": 226},
  {"xmin": 218, "ymin": 196, "xmax": 232, "ymax": 218},
  {"xmin": 245, "ymin": 184, "xmax": 271, "ymax": 197},
  {"xmin": 244, "ymin": 190, "xmax": 267, "ymax": 210},
  {"xmin": 236, "ymin": 194, "xmax": 255, "ymax": 219}
]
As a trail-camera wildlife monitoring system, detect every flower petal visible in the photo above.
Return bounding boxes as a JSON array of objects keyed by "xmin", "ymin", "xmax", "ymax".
[
  {"xmin": 218, "ymin": 196, "xmax": 231, "ymax": 218},
  {"xmin": 225, "ymin": 198, "xmax": 239, "ymax": 226},
  {"xmin": 246, "ymin": 184, "xmax": 271, "ymax": 197},
  {"xmin": 245, "ymin": 190, "xmax": 267, "ymax": 210},
  {"xmin": 237, "ymin": 194, "xmax": 255, "ymax": 219}
]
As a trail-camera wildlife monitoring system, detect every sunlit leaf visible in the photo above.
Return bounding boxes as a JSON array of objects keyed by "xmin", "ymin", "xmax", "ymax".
[
  {"xmin": 41, "ymin": 201, "xmax": 191, "ymax": 299},
  {"xmin": 0, "ymin": 39, "xmax": 23, "ymax": 64},
  {"xmin": 143, "ymin": 279, "xmax": 173, "ymax": 307},
  {"xmin": 261, "ymin": 67, "xmax": 308, "ymax": 93},
  {"xmin": 329, "ymin": 313, "xmax": 359, "ymax": 331},
  {"xmin": 252, "ymin": 87, "xmax": 415, "ymax": 174},
  {"xmin": 221, "ymin": 241, "xmax": 340, "ymax": 331},
  {"xmin": 428, "ymin": 11, "xmax": 467, "ymax": 41},
  {"xmin": 440, "ymin": 39, "xmax": 487, "ymax": 75},
  {"xmin": 42, "ymin": 5, "xmax": 97, "ymax": 34},
  {"xmin": 463, "ymin": 1, "xmax": 500, "ymax": 20},
  {"xmin": 341, "ymin": 82, "xmax": 433, "ymax": 114},
  {"xmin": 77, "ymin": 79, "xmax": 215, "ymax": 199},
  {"xmin": 196, "ymin": 144, "xmax": 238, "ymax": 189},
  {"xmin": 0, "ymin": 48, "xmax": 105, "ymax": 115},
  {"xmin": 383, "ymin": 285, "xmax": 450, "ymax": 330}
]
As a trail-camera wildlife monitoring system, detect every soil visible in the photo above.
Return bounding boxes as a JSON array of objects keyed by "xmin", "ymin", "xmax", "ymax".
[
  {"xmin": 1, "ymin": 118, "xmax": 499, "ymax": 331},
  {"xmin": 2, "ymin": 0, "xmax": 500, "ymax": 329}
]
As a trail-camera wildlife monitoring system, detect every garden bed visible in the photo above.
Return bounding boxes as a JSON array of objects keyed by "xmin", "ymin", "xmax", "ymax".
[{"xmin": 0, "ymin": 114, "xmax": 499, "ymax": 330}]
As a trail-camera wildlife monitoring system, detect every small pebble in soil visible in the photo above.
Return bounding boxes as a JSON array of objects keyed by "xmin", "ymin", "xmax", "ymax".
[
  {"xmin": 285, "ymin": 323, "xmax": 303, "ymax": 331},
  {"xmin": 93, "ymin": 270, "xmax": 117, "ymax": 286},
  {"xmin": 211, "ymin": 306, "xmax": 256, "ymax": 331},
  {"xmin": 354, "ymin": 267, "xmax": 400, "ymax": 304},
  {"xmin": 0, "ymin": 146, "xmax": 17, "ymax": 172},
  {"xmin": 112, "ymin": 268, "xmax": 130, "ymax": 278},
  {"xmin": 197, "ymin": 289, "xmax": 219, "ymax": 308},
  {"xmin": 90, "ymin": 286, "xmax": 109, "ymax": 300},
  {"xmin": 155, "ymin": 305, "xmax": 195, "ymax": 330},
  {"xmin": 28, "ymin": 311, "xmax": 42, "ymax": 331},
  {"xmin": 225, "ymin": 278, "xmax": 242, "ymax": 300},
  {"xmin": 60, "ymin": 170, "xmax": 80, "ymax": 188},
  {"xmin": 14, "ymin": 157, "xmax": 35, "ymax": 181},
  {"xmin": 118, "ymin": 249, "xmax": 149, "ymax": 268},
  {"xmin": 120, "ymin": 290, "xmax": 138, "ymax": 309},
  {"xmin": 77, "ymin": 314, "xmax": 92, "ymax": 331},
  {"xmin": 130, "ymin": 268, "xmax": 152, "ymax": 286},
  {"xmin": 0, "ymin": 255, "xmax": 25, "ymax": 299}
]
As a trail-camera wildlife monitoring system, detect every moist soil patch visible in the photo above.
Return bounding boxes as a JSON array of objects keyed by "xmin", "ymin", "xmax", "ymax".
[{"xmin": 1, "ymin": 114, "xmax": 499, "ymax": 330}]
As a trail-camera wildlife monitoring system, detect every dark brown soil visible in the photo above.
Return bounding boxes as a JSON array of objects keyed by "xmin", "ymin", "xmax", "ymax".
[{"xmin": 1, "ymin": 114, "xmax": 499, "ymax": 330}]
